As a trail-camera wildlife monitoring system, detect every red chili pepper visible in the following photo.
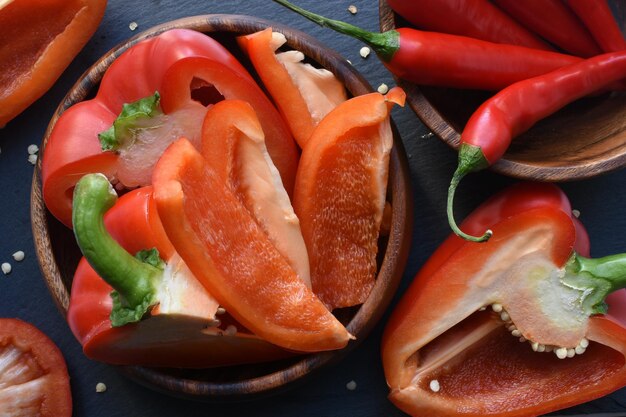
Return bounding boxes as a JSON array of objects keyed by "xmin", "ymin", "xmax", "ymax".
[
  {"xmin": 382, "ymin": 182, "xmax": 626, "ymax": 417},
  {"xmin": 448, "ymin": 50, "xmax": 626, "ymax": 242},
  {"xmin": 68, "ymin": 183, "xmax": 290, "ymax": 367},
  {"xmin": 42, "ymin": 29, "xmax": 261, "ymax": 228},
  {"xmin": 493, "ymin": 0, "xmax": 601, "ymax": 57},
  {"xmin": 385, "ymin": 0, "xmax": 552, "ymax": 51},
  {"xmin": 273, "ymin": 0, "xmax": 583, "ymax": 91},
  {"xmin": 566, "ymin": 0, "xmax": 626, "ymax": 53}
]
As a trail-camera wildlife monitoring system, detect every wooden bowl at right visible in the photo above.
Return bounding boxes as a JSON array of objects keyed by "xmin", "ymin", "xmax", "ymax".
[{"xmin": 379, "ymin": 0, "xmax": 626, "ymax": 181}]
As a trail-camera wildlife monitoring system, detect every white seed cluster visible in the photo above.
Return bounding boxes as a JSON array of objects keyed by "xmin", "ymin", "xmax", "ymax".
[
  {"xmin": 346, "ymin": 380, "xmax": 357, "ymax": 391},
  {"xmin": 359, "ymin": 46, "xmax": 371, "ymax": 58},
  {"xmin": 347, "ymin": 5, "xmax": 357, "ymax": 14},
  {"xmin": 377, "ymin": 83, "xmax": 389, "ymax": 94},
  {"xmin": 489, "ymin": 303, "xmax": 589, "ymax": 359},
  {"xmin": 95, "ymin": 382, "xmax": 107, "ymax": 393}
]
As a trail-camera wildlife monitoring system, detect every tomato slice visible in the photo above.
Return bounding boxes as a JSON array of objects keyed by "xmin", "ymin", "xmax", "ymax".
[{"xmin": 0, "ymin": 319, "xmax": 71, "ymax": 417}]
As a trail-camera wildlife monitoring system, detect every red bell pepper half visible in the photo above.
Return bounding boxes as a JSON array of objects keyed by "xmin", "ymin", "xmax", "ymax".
[
  {"xmin": 41, "ymin": 28, "xmax": 259, "ymax": 228},
  {"xmin": 382, "ymin": 182, "xmax": 626, "ymax": 416},
  {"xmin": 68, "ymin": 178, "xmax": 289, "ymax": 367}
]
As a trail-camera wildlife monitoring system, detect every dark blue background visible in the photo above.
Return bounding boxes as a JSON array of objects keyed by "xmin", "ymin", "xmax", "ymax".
[{"xmin": 1, "ymin": 1, "xmax": 625, "ymax": 416}]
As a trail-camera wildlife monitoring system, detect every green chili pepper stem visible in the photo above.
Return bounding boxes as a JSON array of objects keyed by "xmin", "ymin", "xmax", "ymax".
[
  {"xmin": 272, "ymin": 0, "xmax": 399, "ymax": 62},
  {"xmin": 563, "ymin": 252, "xmax": 626, "ymax": 315},
  {"xmin": 72, "ymin": 174, "xmax": 160, "ymax": 308},
  {"xmin": 447, "ymin": 144, "xmax": 492, "ymax": 243}
]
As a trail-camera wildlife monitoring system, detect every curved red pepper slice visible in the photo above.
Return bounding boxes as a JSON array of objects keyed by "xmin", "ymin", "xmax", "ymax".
[
  {"xmin": 160, "ymin": 56, "xmax": 299, "ymax": 195},
  {"xmin": 68, "ymin": 185, "xmax": 289, "ymax": 367},
  {"xmin": 382, "ymin": 183, "xmax": 626, "ymax": 416},
  {"xmin": 42, "ymin": 29, "xmax": 253, "ymax": 228}
]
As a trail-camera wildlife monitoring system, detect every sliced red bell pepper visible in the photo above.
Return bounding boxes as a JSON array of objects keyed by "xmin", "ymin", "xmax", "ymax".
[
  {"xmin": 200, "ymin": 99, "xmax": 310, "ymax": 286},
  {"xmin": 42, "ymin": 29, "xmax": 254, "ymax": 228},
  {"xmin": 0, "ymin": 319, "xmax": 72, "ymax": 416},
  {"xmin": 160, "ymin": 56, "xmax": 299, "ymax": 194},
  {"xmin": 237, "ymin": 28, "xmax": 347, "ymax": 148},
  {"xmin": 68, "ymin": 178, "xmax": 288, "ymax": 367},
  {"xmin": 0, "ymin": 0, "xmax": 106, "ymax": 127},
  {"xmin": 293, "ymin": 88, "xmax": 405, "ymax": 310},
  {"xmin": 152, "ymin": 138, "xmax": 351, "ymax": 352},
  {"xmin": 382, "ymin": 182, "xmax": 626, "ymax": 416}
]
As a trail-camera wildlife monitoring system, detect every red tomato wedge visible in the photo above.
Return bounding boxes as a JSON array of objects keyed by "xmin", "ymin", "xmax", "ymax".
[
  {"xmin": 160, "ymin": 56, "xmax": 300, "ymax": 195},
  {"xmin": 201, "ymin": 99, "xmax": 310, "ymax": 286},
  {"xmin": 0, "ymin": 319, "xmax": 71, "ymax": 417},
  {"xmin": 293, "ymin": 87, "xmax": 405, "ymax": 310},
  {"xmin": 152, "ymin": 138, "xmax": 351, "ymax": 352}
]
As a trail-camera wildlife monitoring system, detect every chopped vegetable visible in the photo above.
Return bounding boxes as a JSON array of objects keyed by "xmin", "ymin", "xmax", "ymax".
[
  {"xmin": 293, "ymin": 88, "xmax": 404, "ymax": 310},
  {"xmin": 238, "ymin": 28, "xmax": 347, "ymax": 148},
  {"xmin": 0, "ymin": 0, "xmax": 106, "ymax": 127},
  {"xmin": 382, "ymin": 182, "xmax": 626, "ymax": 416},
  {"xmin": 152, "ymin": 138, "xmax": 351, "ymax": 352},
  {"xmin": 0, "ymin": 319, "xmax": 72, "ymax": 416}
]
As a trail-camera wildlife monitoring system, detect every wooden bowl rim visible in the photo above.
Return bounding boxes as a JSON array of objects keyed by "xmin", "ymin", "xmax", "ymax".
[
  {"xmin": 378, "ymin": 0, "xmax": 626, "ymax": 182},
  {"xmin": 31, "ymin": 14, "xmax": 413, "ymax": 401}
]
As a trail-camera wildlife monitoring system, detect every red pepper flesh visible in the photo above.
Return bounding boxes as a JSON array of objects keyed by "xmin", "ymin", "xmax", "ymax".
[
  {"xmin": 42, "ymin": 29, "xmax": 256, "ymax": 228},
  {"xmin": 159, "ymin": 56, "xmax": 299, "ymax": 195},
  {"xmin": 68, "ymin": 185, "xmax": 290, "ymax": 367},
  {"xmin": 383, "ymin": 183, "xmax": 626, "ymax": 416}
]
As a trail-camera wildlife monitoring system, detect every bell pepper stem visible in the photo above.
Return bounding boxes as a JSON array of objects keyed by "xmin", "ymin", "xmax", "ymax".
[
  {"xmin": 564, "ymin": 252, "xmax": 626, "ymax": 314},
  {"xmin": 447, "ymin": 144, "xmax": 492, "ymax": 243},
  {"xmin": 272, "ymin": 0, "xmax": 399, "ymax": 61},
  {"xmin": 72, "ymin": 173, "xmax": 161, "ymax": 326}
]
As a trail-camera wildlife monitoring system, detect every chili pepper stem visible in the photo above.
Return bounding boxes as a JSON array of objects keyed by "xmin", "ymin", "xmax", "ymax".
[
  {"xmin": 447, "ymin": 144, "xmax": 492, "ymax": 242},
  {"xmin": 563, "ymin": 252, "xmax": 626, "ymax": 315},
  {"xmin": 72, "ymin": 173, "xmax": 161, "ymax": 324},
  {"xmin": 272, "ymin": 0, "xmax": 399, "ymax": 61}
]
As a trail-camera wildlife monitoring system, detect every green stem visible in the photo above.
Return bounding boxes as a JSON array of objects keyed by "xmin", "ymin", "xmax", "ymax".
[
  {"xmin": 447, "ymin": 144, "xmax": 492, "ymax": 243},
  {"xmin": 72, "ymin": 174, "xmax": 161, "ymax": 325},
  {"xmin": 272, "ymin": 0, "xmax": 399, "ymax": 61},
  {"xmin": 564, "ymin": 252, "xmax": 626, "ymax": 315}
]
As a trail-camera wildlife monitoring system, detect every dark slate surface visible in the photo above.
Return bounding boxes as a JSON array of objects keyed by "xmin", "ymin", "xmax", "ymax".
[{"xmin": 0, "ymin": 1, "xmax": 625, "ymax": 416}]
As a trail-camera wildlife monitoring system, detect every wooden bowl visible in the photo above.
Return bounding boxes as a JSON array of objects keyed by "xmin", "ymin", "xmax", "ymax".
[
  {"xmin": 379, "ymin": 0, "xmax": 626, "ymax": 181},
  {"xmin": 31, "ymin": 15, "xmax": 412, "ymax": 401}
]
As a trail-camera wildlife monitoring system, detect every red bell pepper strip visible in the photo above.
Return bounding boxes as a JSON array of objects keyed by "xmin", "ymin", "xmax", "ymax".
[
  {"xmin": 237, "ymin": 28, "xmax": 347, "ymax": 148},
  {"xmin": 152, "ymin": 138, "xmax": 351, "ymax": 352},
  {"xmin": 273, "ymin": 0, "xmax": 583, "ymax": 91},
  {"xmin": 493, "ymin": 0, "xmax": 601, "ymax": 57},
  {"xmin": 68, "ymin": 179, "xmax": 290, "ymax": 367},
  {"xmin": 160, "ymin": 56, "xmax": 299, "ymax": 194},
  {"xmin": 42, "ymin": 28, "xmax": 253, "ymax": 228},
  {"xmin": 566, "ymin": 0, "xmax": 626, "ymax": 53},
  {"xmin": 448, "ymin": 50, "xmax": 626, "ymax": 242},
  {"xmin": 382, "ymin": 182, "xmax": 626, "ymax": 417},
  {"xmin": 0, "ymin": 0, "xmax": 106, "ymax": 127},
  {"xmin": 200, "ymin": 99, "xmax": 310, "ymax": 286},
  {"xmin": 385, "ymin": 0, "xmax": 552, "ymax": 51},
  {"xmin": 293, "ymin": 88, "xmax": 405, "ymax": 310}
]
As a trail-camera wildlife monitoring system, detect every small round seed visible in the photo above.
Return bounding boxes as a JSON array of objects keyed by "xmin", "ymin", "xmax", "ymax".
[{"xmin": 429, "ymin": 379, "xmax": 440, "ymax": 393}]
